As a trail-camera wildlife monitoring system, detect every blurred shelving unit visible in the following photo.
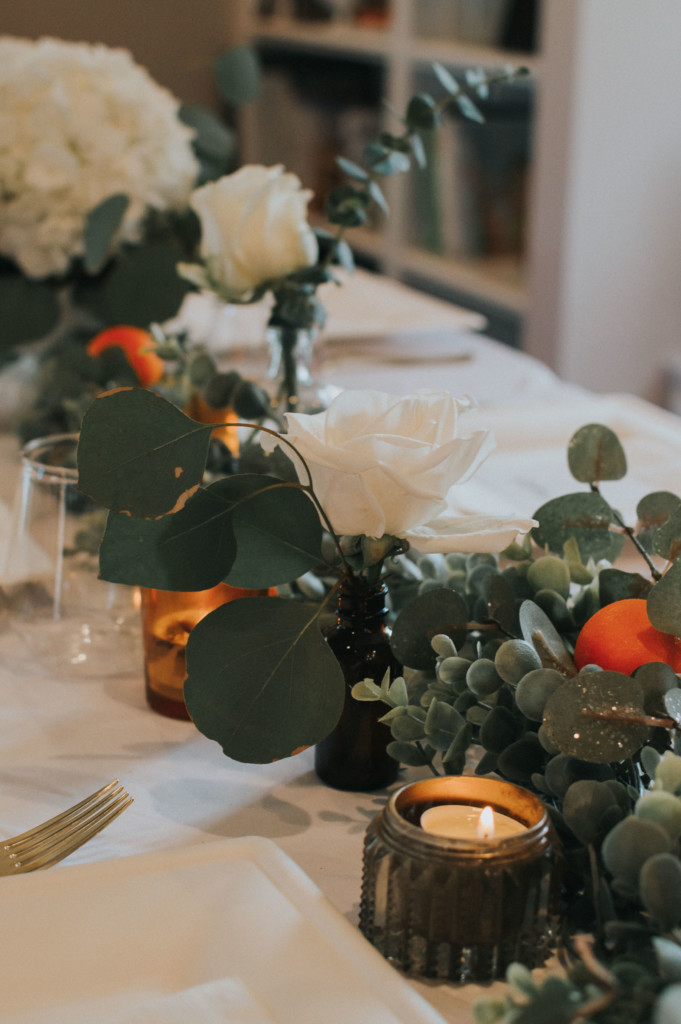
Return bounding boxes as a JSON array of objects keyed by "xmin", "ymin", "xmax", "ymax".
[{"xmin": 234, "ymin": 0, "xmax": 539, "ymax": 347}]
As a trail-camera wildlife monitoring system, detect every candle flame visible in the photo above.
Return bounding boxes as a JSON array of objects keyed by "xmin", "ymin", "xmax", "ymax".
[{"xmin": 477, "ymin": 805, "xmax": 495, "ymax": 839}]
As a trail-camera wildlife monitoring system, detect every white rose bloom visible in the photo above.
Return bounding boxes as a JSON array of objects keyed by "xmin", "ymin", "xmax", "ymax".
[
  {"xmin": 0, "ymin": 36, "xmax": 199, "ymax": 278},
  {"xmin": 261, "ymin": 389, "xmax": 536, "ymax": 554},
  {"xmin": 189, "ymin": 164, "xmax": 319, "ymax": 298}
]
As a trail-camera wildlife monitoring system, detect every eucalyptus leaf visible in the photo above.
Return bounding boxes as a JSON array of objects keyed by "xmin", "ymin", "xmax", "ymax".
[
  {"xmin": 365, "ymin": 149, "xmax": 411, "ymax": 176},
  {"xmin": 633, "ymin": 663, "xmax": 679, "ymax": 716},
  {"xmin": 518, "ymin": 600, "xmax": 576, "ymax": 675},
  {"xmin": 496, "ymin": 733, "xmax": 545, "ymax": 786},
  {"xmin": 333, "ymin": 238, "xmax": 356, "ymax": 273},
  {"xmin": 653, "ymin": 937, "xmax": 681, "ymax": 982},
  {"xmin": 653, "ymin": 506, "xmax": 681, "ymax": 561},
  {"xmin": 406, "ymin": 94, "xmax": 440, "ymax": 131},
  {"xmin": 386, "ymin": 741, "xmax": 431, "ymax": 767},
  {"xmin": 432, "ymin": 62, "xmax": 460, "ymax": 96},
  {"xmin": 77, "ymin": 387, "xmax": 212, "ymax": 517},
  {"xmin": 390, "ymin": 714, "xmax": 426, "ymax": 742},
  {"xmin": 336, "ymin": 156, "xmax": 369, "ymax": 181},
  {"xmin": 456, "ymin": 94, "xmax": 484, "ymax": 123},
  {"xmin": 367, "ymin": 180, "xmax": 390, "ymax": 215},
  {"xmin": 0, "ymin": 273, "xmax": 61, "ymax": 346},
  {"xmin": 637, "ymin": 490, "xmax": 681, "ymax": 547},
  {"xmin": 424, "ymin": 698, "xmax": 464, "ymax": 749},
  {"xmin": 647, "ymin": 560, "xmax": 681, "ymax": 638},
  {"xmin": 598, "ymin": 567, "xmax": 652, "ymax": 605},
  {"xmin": 185, "ymin": 596, "xmax": 345, "ymax": 763},
  {"xmin": 531, "ymin": 491, "xmax": 621, "ymax": 562},
  {"xmin": 409, "ymin": 132, "xmax": 427, "ymax": 169},
  {"xmin": 562, "ymin": 536, "xmax": 593, "ymax": 585},
  {"xmin": 602, "ymin": 816, "xmax": 671, "ymax": 886},
  {"xmin": 213, "ymin": 45, "xmax": 261, "ymax": 106},
  {"xmin": 542, "ymin": 671, "xmax": 650, "ymax": 762},
  {"xmin": 639, "ymin": 851, "xmax": 681, "ymax": 933},
  {"xmin": 222, "ymin": 475, "xmax": 323, "ymax": 587},
  {"xmin": 180, "ymin": 104, "xmax": 236, "ymax": 174},
  {"xmin": 562, "ymin": 779, "xmax": 618, "ymax": 846},
  {"xmin": 83, "ymin": 193, "xmax": 129, "ymax": 274},
  {"xmin": 567, "ymin": 423, "xmax": 627, "ymax": 483},
  {"xmin": 100, "ymin": 485, "xmax": 236, "ymax": 589},
  {"xmin": 325, "ymin": 184, "xmax": 370, "ymax": 227},
  {"xmin": 76, "ymin": 241, "xmax": 192, "ymax": 326},
  {"xmin": 390, "ymin": 587, "xmax": 468, "ymax": 669}
]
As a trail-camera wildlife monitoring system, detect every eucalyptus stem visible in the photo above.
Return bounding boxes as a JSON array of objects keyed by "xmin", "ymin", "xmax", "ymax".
[{"xmin": 591, "ymin": 482, "xmax": 662, "ymax": 581}]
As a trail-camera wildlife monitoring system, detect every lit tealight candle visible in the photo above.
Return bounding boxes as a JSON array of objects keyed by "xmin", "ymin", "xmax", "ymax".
[{"xmin": 420, "ymin": 803, "xmax": 527, "ymax": 840}]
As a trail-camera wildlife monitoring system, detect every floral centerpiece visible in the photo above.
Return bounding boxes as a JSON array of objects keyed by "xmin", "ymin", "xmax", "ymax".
[
  {"xmin": 77, "ymin": 396, "xmax": 681, "ymax": 1021},
  {"xmin": 76, "ymin": 385, "xmax": 534, "ymax": 760}
]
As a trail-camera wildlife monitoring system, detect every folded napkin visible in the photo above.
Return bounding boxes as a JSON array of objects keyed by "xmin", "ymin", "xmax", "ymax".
[{"xmin": 110, "ymin": 977, "xmax": 277, "ymax": 1024}]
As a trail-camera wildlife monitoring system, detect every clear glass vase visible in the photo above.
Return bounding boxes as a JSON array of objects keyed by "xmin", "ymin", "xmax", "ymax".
[{"xmin": 265, "ymin": 323, "xmax": 331, "ymax": 414}]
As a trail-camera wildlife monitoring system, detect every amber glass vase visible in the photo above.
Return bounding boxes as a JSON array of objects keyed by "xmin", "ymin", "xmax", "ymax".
[
  {"xmin": 315, "ymin": 576, "xmax": 400, "ymax": 791},
  {"xmin": 141, "ymin": 583, "xmax": 272, "ymax": 719}
]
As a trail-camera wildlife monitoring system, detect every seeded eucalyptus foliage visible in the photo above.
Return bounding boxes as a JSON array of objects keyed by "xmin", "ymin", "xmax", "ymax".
[{"xmin": 352, "ymin": 423, "xmax": 681, "ymax": 1024}]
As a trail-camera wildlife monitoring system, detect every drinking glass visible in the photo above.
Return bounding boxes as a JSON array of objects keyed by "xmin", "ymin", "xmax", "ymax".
[{"xmin": 0, "ymin": 433, "xmax": 140, "ymax": 676}]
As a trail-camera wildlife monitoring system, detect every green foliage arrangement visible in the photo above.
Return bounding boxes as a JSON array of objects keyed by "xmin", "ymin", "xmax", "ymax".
[{"xmin": 351, "ymin": 423, "xmax": 681, "ymax": 1024}]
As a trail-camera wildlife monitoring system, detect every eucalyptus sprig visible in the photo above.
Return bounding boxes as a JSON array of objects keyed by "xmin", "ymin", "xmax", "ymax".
[{"xmin": 76, "ymin": 385, "xmax": 406, "ymax": 761}]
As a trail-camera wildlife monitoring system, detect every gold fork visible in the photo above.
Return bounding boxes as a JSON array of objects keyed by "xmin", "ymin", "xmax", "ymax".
[{"xmin": 0, "ymin": 779, "xmax": 132, "ymax": 876}]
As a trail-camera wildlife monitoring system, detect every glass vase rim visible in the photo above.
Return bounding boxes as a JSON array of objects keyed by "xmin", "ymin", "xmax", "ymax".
[
  {"xmin": 21, "ymin": 432, "xmax": 80, "ymax": 484},
  {"xmin": 384, "ymin": 774, "xmax": 550, "ymax": 855}
]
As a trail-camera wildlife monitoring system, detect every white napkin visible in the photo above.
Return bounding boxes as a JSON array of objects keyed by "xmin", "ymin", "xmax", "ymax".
[{"xmin": 110, "ymin": 977, "xmax": 277, "ymax": 1024}]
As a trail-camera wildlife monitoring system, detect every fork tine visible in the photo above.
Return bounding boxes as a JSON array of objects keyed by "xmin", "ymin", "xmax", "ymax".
[
  {"xmin": 3, "ymin": 780, "xmax": 123, "ymax": 851},
  {"xmin": 15, "ymin": 794, "xmax": 133, "ymax": 872}
]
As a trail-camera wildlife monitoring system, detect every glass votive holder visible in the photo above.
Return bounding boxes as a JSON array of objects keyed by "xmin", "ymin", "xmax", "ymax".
[{"xmin": 359, "ymin": 775, "xmax": 561, "ymax": 983}]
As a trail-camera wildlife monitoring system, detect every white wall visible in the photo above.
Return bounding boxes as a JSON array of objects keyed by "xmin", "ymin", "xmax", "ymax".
[{"xmin": 525, "ymin": 0, "xmax": 681, "ymax": 404}]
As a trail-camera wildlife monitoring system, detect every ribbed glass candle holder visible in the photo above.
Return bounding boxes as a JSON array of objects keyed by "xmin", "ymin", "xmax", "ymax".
[{"xmin": 359, "ymin": 776, "xmax": 561, "ymax": 982}]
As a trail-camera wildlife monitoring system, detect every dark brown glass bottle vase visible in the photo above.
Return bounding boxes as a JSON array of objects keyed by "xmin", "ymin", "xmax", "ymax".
[{"xmin": 315, "ymin": 578, "xmax": 400, "ymax": 792}]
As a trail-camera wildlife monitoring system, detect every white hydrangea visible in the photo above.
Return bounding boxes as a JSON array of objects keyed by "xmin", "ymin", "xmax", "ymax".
[{"xmin": 0, "ymin": 36, "xmax": 200, "ymax": 279}]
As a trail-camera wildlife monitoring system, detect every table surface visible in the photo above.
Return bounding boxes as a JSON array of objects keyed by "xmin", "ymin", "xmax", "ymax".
[{"xmin": 2, "ymin": 275, "xmax": 681, "ymax": 1022}]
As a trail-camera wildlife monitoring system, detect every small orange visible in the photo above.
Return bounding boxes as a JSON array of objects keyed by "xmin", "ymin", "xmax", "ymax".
[
  {"xmin": 87, "ymin": 325, "xmax": 165, "ymax": 388},
  {"xmin": 573, "ymin": 598, "xmax": 681, "ymax": 674}
]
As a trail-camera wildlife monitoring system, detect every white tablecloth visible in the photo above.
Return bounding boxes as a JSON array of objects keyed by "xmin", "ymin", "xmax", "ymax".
[{"xmin": 1, "ymin": 275, "xmax": 681, "ymax": 1022}]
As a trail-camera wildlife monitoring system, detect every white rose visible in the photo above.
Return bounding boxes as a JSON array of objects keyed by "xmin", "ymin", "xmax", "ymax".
[
  {"xmin": 261, "ymin": 389, "xmax": 535, "ymax": 554},
  {"xmin": 189, "ymin": 164, "xmax": 319, "ymax": 298}
]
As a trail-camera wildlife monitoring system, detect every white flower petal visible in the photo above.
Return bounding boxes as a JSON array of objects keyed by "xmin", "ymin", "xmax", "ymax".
[{"xmin": 404, "ymin": 513, "xmax": 537, "ymax": 554}]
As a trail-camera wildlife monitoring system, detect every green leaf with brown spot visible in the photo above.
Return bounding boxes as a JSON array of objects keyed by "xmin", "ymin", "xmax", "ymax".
[
  {"xmin": 531, "ymin": 491, "xmax": 622, "ymax": 562},
  {"xmin": 184, "ymin": 596, "xmax": 345, "ymax": 763},
  {"xmin": 567, "ymin": 423, "xmax": 627, "ymax": 483},
  {"xmin": 77, "ymin": 388, "xmax": 213, "ymax": 517}
]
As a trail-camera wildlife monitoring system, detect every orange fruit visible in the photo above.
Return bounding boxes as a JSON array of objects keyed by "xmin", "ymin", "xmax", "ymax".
[
  {"xmin": 87, "ymin": 325, "xmax": 165, "ymax": 388},
  {"xmin": 573, "ymin": 598, "xmax": 681, "ymax": 674}
]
